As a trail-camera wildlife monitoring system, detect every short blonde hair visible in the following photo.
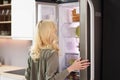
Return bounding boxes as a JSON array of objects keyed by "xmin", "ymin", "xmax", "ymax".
[{"xmin": 30, "ymin": 20, "xmax": 59, "ymax": 60}]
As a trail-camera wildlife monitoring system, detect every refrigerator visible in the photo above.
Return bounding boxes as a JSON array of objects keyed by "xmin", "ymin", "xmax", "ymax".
[
  {"xmin": 35, "ymin": 0, "xmax": 102, "ymax": 80},
  {"xmin": 102, "ymin": 0, "xmax": 120, "ymax": 80}
]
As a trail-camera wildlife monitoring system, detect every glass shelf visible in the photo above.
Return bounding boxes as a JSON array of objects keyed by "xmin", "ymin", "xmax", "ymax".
[
  {"xmin": 63, "ymin": 22, "xmax": 80, "ymax": 28},
  {"xmin": 0, "ymin": 35, "xmax": 11, "ymax": 38},
  {"xmin": 0, "ymin": 4, "xmax": 11, "ymax": 7},
  {"xmin": 0, "ymin": 21, "xmax": 11, "ymax": 24}
]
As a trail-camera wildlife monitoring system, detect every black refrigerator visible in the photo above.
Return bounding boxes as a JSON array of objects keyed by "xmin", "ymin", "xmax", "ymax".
[{"xmin": 102, "ymin": 0, "xmax": 120, "ymax": 80}]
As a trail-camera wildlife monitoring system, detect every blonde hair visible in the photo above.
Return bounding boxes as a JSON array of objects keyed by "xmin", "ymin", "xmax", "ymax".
[{"xmin": 30, "ymin": 20, "xmax": 59, "ymax": 60}]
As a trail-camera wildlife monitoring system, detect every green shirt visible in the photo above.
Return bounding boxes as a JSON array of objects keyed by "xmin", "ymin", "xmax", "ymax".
[{"xmin": 25, "ymin": 49, "xmax": 70, "ymax": 80}]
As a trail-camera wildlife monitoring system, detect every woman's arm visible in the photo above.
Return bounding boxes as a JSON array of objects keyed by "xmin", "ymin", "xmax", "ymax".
[
  {"xmin": 45, "ymin": 51, "xmax": 90, "ymax": 80},
  {"xmin": 25, "ymin": 57, "xmax": 31, "ymax": 80}
]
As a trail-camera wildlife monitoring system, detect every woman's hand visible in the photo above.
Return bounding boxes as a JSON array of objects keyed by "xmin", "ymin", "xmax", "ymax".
[{"xmin": 67, "ymin": 58, "xmax": 90, "ymax": 73}]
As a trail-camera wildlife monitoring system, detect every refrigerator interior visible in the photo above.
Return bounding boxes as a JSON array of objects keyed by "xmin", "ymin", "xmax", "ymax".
[
  {"xmin": 58, "ymin": 3, "xmax": 80, "ymax": 79},
  {"xmin": 59, "ymin": 0, "xmax": 80, "ymax": 74},
  {"xmin": 36, "ymin": 2, "xmax": 80, "ymax": 80}
]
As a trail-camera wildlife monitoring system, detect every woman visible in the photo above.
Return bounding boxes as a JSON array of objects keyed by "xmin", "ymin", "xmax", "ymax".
[{"xmin": 25, "ymin": 20, "xmax": 90, "ymax": 80}]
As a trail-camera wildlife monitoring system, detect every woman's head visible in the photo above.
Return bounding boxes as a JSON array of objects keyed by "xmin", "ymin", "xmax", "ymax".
[
  {"xmin": 38, "ymin": 20, "xmax": 57, "ymax": 46},
  {"xmin": 31, "ymin": 20, "xmax": 59, "ymax": 60}
]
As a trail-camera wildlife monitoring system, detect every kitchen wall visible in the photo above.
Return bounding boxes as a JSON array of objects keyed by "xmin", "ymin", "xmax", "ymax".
[{"xmin": 0, "ymin": 39, "xmax": 32, "ymax": 67}]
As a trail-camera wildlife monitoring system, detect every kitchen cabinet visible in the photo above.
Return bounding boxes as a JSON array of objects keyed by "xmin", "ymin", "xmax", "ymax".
[
  {"xmin": 11, "ymin": 0, "xmax": 35, "ymax": 40},
  {"xmin": 0, "ymin": 0, "xmax": 35, "ymax": 40},
  {"xmin": 0, "ymin": 4, "xmax": 11, "ymax": 38}
]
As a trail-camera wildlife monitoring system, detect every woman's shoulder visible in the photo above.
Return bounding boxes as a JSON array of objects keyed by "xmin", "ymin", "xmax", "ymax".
[{"xmin": 41, "ymin": 49, "xmax": 57, "ymax": 59}]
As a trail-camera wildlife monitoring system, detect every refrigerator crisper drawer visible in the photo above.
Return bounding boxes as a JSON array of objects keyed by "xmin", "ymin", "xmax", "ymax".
[{"xmin": 35, "ymin": 0, "xmax": 78, "ymax": 3}]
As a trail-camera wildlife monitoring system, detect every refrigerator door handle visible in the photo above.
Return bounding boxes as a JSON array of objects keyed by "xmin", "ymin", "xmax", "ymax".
[{"xmin": 87, "ymin": 0, "xmax": 95, "ymax": 80}]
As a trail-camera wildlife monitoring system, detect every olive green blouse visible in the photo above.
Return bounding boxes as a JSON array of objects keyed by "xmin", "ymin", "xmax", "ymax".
[{"xmin": 25, "ymin": 49, "xmax": 70, "ymax": 80}]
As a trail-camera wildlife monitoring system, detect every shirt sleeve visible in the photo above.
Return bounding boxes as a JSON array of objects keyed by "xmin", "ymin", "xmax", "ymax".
[
  {"xmin": 25, "ymin": 57, "xmax": 31, "ymax": 80},
  {"xmin": 46, "ymin": 51, "xmax": 70, "ymax": 80}
]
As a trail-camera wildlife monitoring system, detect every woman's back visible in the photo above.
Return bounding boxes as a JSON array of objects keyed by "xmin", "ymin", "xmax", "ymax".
[{"xmin": 25, "ymin": 49, "xmax": 69, "ymax": 80}]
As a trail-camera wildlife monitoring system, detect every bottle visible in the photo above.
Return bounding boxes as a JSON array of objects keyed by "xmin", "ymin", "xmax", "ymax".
[
  {"xmin": 1, "ymin": 9, "xmax": 5, "ymax": 21},
  {"xmin": 5, "ymin": 9, "xmax": 9, "ymax": 21},
  {"xmin": 75, "ymin": 25, "xmax": 80, "ymax": 37},
  {"xmin": 7, "ymin": 9, "xmax": 11, "ymax": 21}
]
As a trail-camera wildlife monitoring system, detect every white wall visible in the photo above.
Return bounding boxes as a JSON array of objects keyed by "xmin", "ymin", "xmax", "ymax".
[{"xmin": 0, "ymin": 39, "xmax": 32, "ymax": 67}]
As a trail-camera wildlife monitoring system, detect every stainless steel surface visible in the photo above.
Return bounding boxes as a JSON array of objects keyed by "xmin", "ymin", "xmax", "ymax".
[
  {"xmin": 87, "ymin": 0, "xmax": 95, "ymax": 80},
  {"xmin": 80, "ymin": 0, "xmax": 95, "ymax": 80},
  {"xmin": 80, "ymin": 0, "xmax": 88, "ymax": 80}
]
